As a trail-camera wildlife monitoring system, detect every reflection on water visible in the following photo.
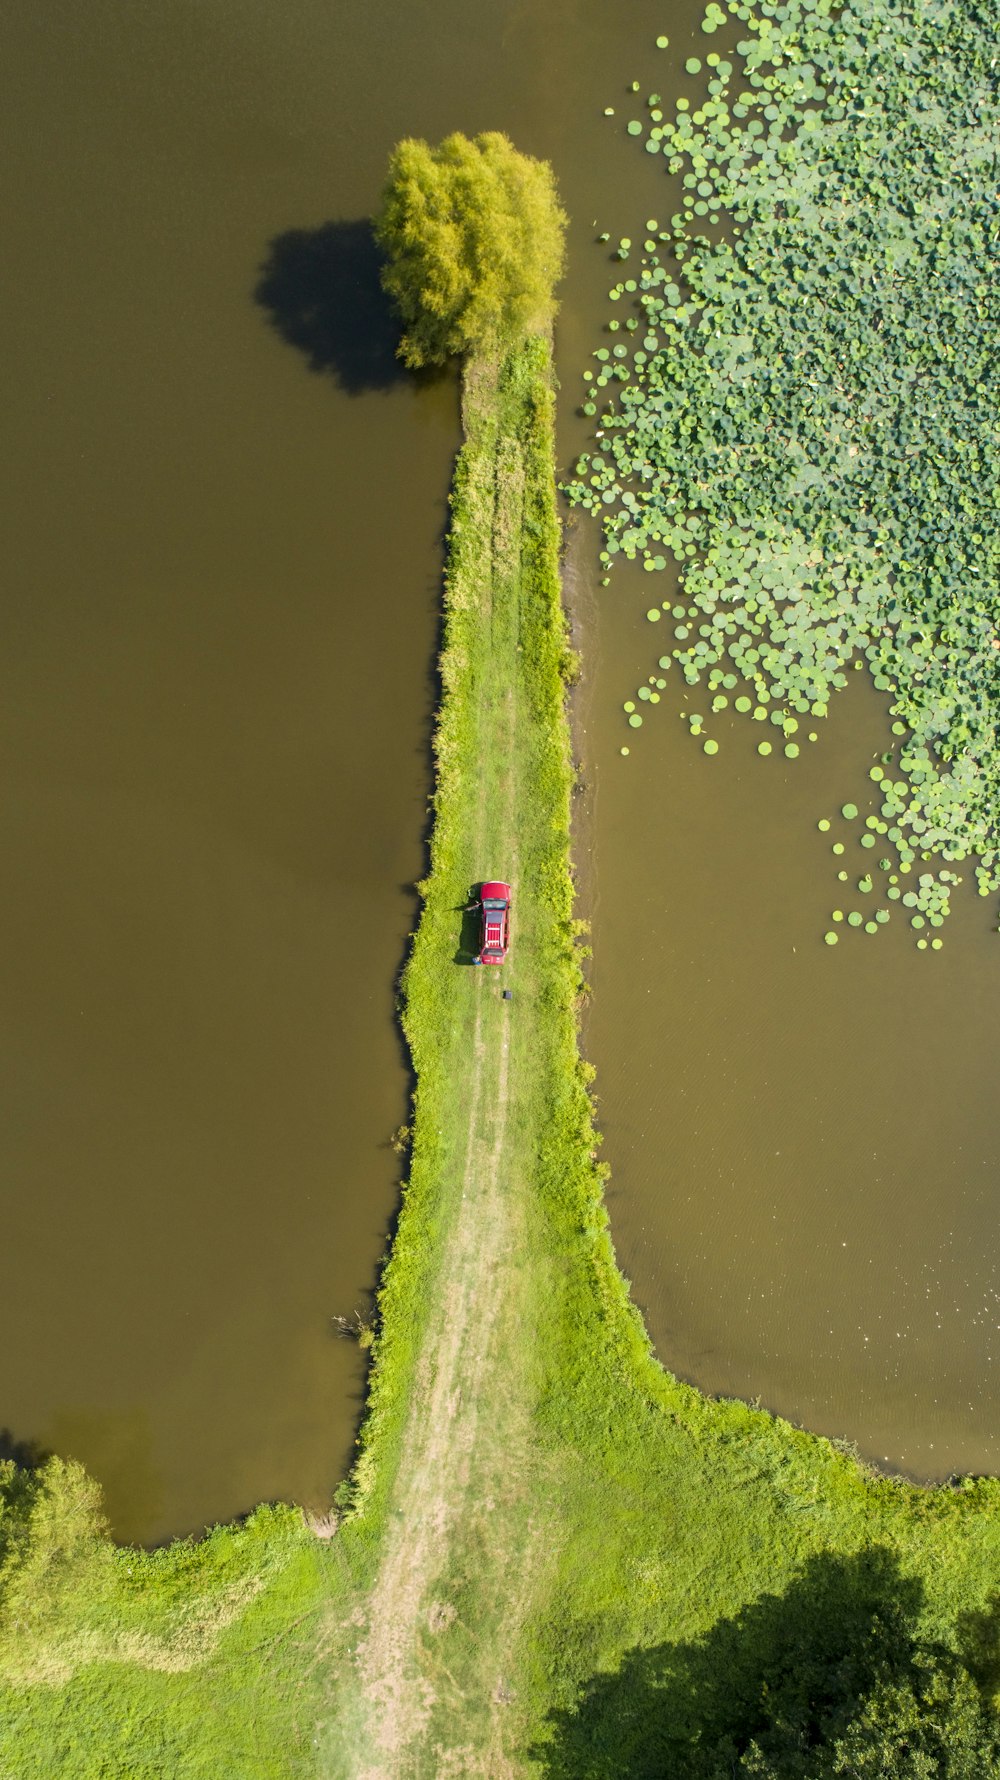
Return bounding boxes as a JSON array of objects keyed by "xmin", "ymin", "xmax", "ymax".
[{"xmin": 45, "ymin": 1409, "xmax": 163, "ymax": 1545}]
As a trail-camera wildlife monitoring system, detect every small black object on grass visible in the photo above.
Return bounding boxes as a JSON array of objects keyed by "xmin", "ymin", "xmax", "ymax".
[{"xmin": 502, "ymin": 989, "xmax": 512, "ymax": 1000}]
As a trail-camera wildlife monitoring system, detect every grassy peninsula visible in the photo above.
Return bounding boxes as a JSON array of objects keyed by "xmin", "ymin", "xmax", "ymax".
[
  {"xmin": 322, "ymin": 128, "xmax": 1000, "ymax": 1775},
  {"xmin": 4, "ymin": 99, "xmax": 1000, "ymax": 1775}
]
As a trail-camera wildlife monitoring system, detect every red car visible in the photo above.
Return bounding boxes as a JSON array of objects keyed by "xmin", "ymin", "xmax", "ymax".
[{"xmin": 476, "ymin": 881, "xmax": 511, "ymax": 965}]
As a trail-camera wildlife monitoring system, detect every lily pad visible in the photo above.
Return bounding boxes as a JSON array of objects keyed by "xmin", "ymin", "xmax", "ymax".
[{"xmin": 575, "ymin": 0, "xmax": 1000, "ymax": 943}]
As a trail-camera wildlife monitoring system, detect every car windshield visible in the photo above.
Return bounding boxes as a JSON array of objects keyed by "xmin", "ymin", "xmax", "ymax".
[{"xmin": 483, "ymin": 898, "xmax": 506, "ymax": 909}]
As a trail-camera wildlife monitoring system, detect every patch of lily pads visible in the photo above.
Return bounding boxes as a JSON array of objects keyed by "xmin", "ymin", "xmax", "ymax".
[{"xmin": 566, "ymin": 0, "xmax": 999, "ymax": 937}]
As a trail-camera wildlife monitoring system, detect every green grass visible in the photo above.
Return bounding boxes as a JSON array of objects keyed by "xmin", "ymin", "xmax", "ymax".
[
  {"xmin": 0, "ymin": 1462, "xmax": 329, "ymax": 1776},
  {"xmin": 342, "ymin": 335, "xmax": 579, "ymax": 1552}
]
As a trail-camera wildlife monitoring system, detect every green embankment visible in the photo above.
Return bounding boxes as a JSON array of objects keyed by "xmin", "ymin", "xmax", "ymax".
[{"xmin": 344, "ymin": 333, "xmax": 579, "ymax": 1548}]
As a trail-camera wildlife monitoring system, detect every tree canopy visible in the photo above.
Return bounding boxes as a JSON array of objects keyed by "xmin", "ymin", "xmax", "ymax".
[
  {"xmin": 538, "ymin": 1548, "xmax": 1000, "ymax": 1779},
  {"xmin": 374, "ymin": 131, "xmax": 566, "ymax": 367}
]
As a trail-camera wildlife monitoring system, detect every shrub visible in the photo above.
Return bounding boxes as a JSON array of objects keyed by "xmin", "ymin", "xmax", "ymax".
[{"xmin": 375, "ymin": 131, "xmax": 566, "ymax": 366}]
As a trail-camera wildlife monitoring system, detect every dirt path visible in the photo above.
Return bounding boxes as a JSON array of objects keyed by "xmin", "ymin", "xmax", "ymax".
[
  {"xmin": 343, "ymin": 374, "xmax": 539, "ymax": 1778},
  {"xmin": 352, "ymin": 981, "xmax": 516, "ymax": 1778}
]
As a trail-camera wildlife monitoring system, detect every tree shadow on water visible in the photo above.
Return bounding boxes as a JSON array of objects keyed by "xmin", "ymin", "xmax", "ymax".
[
  {"xmin": 253, "ymin": 219, "xmax": 408, "ymax": 394},
  {"xmin": 0, "ymin": 1428, "xmax": 48, "ymax": 1470},
  {"xmin": 957, "ymin": 1591, "xmax": 1000, "ymax": 1695},
  {"xmin": 534, "ymin": 1548, "xmax": 930, "ymax": 1779}
]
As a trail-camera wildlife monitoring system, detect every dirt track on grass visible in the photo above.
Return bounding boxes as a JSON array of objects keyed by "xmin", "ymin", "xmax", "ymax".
[
  {"xmin": 348, "ymin": 385, "xmax": 538, "ymax": 1778},
  {"xmin": 353, "ymin": 979, "xmax": 519, "ymax": 1778}
]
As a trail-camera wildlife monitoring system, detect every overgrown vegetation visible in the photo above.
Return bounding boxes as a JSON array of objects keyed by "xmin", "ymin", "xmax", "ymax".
[
  {"xmin": 0, "ymin": 1455, "xmax": 326, "ymax": 1775},
  {"xmin": 565, "ymin": 0, "xmax": 1000, "ymax": 941},
  {"xmin": 375, "ymin": 131, "xmax": 567, "ymax": 367}
]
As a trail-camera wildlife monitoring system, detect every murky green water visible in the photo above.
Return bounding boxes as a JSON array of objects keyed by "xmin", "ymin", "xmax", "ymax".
[
  {"xmin": 3, "ymin": 0, "xmax": 995, "ymax": 1542},
  {"xmin": 2, "ymin": 0, "xmax": 461, "ymax": 1543},
  {"xmin": 559, "ymin": 22, "xmax": 1000, "ymax": 1484},
  {"xmin": 0, "ymin": 0, "xmax": 678, "ymax": 1542}
]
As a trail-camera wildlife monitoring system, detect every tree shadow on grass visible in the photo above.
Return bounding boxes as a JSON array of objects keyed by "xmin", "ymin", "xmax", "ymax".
[
  {"xmin": 957, "ymin": 1591, "xmax": 1000, "ymax": 1695},
  {"xmin": 533, "ymin": 1547, "xmax": 931, "ymax": 1779},
  {"xmin": 253, "ymin": 219, "xmax": 408, "ymax": 394}
]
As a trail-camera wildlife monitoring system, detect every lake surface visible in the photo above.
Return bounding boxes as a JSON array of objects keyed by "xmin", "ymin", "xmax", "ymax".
[
  {"xmin": 0, "ymin": 0, "xmax": 688, "ymax": 1543},
  {"xmin": 3, "ymin": 0, "xmax": 996, "ymax": 1542},
  {"xmin": 579, "ymin": 607, "xmax": 1000, "ymax": 1479},
  {"xmin": 557, "ymin": 25, "xmax": 1000, "ymax": 1484}
]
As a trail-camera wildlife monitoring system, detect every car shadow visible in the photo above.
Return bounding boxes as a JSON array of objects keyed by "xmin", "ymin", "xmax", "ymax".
[{"xmin": 454, "ymin": 885, "xmax": 483, "ymax": 965}]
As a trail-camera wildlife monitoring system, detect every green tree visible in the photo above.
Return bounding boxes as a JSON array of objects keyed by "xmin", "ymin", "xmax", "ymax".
[
  {"xmin": 739, "ymin": 1653, "xmax": 1000, "ymax": 1779},
  {"xmin": 374, "ymin": 131, "xmax": 566, "ymax": 367},
  {"xmin": 0, "ymin": 1456, "xmax": 113, "ymax": 1684},
  {"xmin": 538, "ymin": 1550, "xmax": 1000, "ymax": 1780}
]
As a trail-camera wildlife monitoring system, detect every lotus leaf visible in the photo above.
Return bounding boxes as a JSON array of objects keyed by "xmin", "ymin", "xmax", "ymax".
[{"xmin": 565, "ymin": 0, "xmax": 999, "ymax": 945}]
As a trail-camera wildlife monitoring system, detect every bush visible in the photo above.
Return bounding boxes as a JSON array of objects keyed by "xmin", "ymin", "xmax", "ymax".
[{"xmin": 375, "ymin": 131, "xmax": 566, "ymax": 367}]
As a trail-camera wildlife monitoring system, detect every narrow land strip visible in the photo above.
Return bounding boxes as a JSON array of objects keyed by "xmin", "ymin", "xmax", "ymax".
[
  {"xmin": 354, "ymin": 404, "xmax": 524, "ymax": 1770},
  {"xmin": 327, "ymin": 338, "xmax": 568, "ymax": 1777}
]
